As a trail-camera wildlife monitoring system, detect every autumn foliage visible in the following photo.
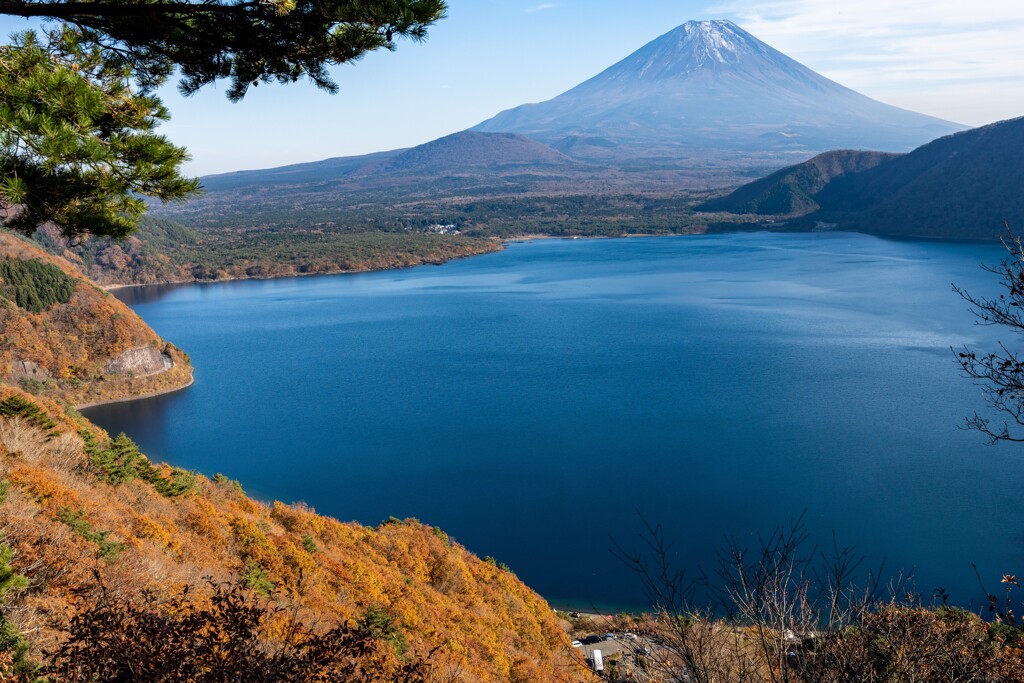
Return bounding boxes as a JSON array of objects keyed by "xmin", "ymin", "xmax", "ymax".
[
  {"xmin": 0, "ymin": 386, "xmax": 584, "ymax": 682},
  {"xmin": 45, "ymin": 579, "xmax": 432, "ymax": 683},
  {"xmin": 0, "ymin": 230, "xmax": 193, "ymax": 407}
]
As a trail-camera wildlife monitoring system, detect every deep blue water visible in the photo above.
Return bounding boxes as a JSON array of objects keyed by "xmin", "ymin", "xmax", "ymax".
[{"xmin": 85, "ymin": 232, "xmax": 1024, "ymax": 611}]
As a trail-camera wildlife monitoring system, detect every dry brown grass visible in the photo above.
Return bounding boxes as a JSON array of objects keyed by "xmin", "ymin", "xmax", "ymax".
[
  {"xmin": 42, "ymin": 431, "xmax": 84, "ymax": 472},
  {"xmin": 0, "ymin": 418, "xmax": 49, "ymax": 460}
]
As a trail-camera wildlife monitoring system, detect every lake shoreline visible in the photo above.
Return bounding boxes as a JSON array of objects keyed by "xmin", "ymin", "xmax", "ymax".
[
  {"xmin": 99, "ymin": 229, "xmax": 999, "ymax": 292},
  {"xmin": 76, "ymin": 372, "xmax": 195, "ymax": 410},
  {"xmin": 100, "ymin": 238, "xmax": 506, "ymax": 291},
  {"xmin": 99, "ymin": 232, "xmax": 696, "ymax": 292}
]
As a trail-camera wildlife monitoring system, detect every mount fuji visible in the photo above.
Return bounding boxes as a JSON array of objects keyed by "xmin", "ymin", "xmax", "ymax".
[
  {"xmin": 177, "ymin": 19, "xmax": 973, "ymax": 225},
  {"xmin": 472, "ymin": 20, "xmax": 964, "ymax": 162}
]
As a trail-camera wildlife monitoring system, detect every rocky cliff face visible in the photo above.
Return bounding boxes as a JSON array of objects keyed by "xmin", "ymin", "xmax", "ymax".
[
  {"xmin": 103, "ymin": 346, "xmax": 174, "ymax": 377},
  {"xmin": 8, "ymin": 360, "xmax": 51, "ymax": 384}
]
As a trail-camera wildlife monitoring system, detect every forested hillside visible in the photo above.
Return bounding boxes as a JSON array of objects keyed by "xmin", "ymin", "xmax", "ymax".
[
  {"xmin": 808, "ymin": 116, "xmax": 1024, "ymax": 238},
  {"xmin": 0, "ymin": 389, "xmax": 586, "ymax": 680},
  {"xmin": 697, "ymin": 150, "xmax": 899, "ymax": 215},
  {"xmin": 692, "ymin": 116, "xmax": 1024, "ymax": 240},
  {"xmin": 37, "ymin": 220, "xmax": 503, "ymax": 287}
]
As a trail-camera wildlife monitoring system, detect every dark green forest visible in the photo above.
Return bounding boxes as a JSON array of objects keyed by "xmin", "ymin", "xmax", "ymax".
[{"xmin": 0, "ymin": 257, "xmax": 76, "ymax": 313}]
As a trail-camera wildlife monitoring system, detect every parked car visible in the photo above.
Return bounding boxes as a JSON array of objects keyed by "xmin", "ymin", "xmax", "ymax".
[
  {"xmin": 571, "ymin": 640, "xmax": 582, "ymax": 648},
  {"xmin": 582, "ymin": 635, "xmax": 602, "ymax": 645}
]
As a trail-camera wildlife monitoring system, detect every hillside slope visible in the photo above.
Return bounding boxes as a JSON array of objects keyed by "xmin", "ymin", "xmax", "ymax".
[
  {"xmin": 0, "ymin": 241, "xmax": 587, "ymax": 681},
  {"xmin": 0, "ymin": 230, "xmax": 192, "ymax": 407},
  {"xmin": 697, "ymin": 150, "xmax": 900, "ymax": 215},
  {"xmin": 809, "ymin": 116, "xmax": 1024, "ymax": 239},
  {"xmin": 371, "ymin": 132, "xmax": 575, "ymax": 174},
  {"xmin": 0, "ymin": 387, "xmax": 586, "ymax": 681}
]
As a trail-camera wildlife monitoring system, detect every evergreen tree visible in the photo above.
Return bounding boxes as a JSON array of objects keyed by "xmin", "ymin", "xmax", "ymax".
[
  {"xmin": 0, "ymin": 395, "xmax": 58, "ymax": 433},
  {"xmin": 0, "ymin": 0, "xmax": 447, "ymax": 239},
  {"xmin": 0, "ymin": 0, "xmax": 448, "ymax": 100},
  {"xmin": 0, "ymin": 28, "xmax": 201, "ymax": 238},
  {"xmin": 0, "ymin": 256, "xmax": 77, "ymax": 312},
  {"xmin": 86, "ymin": 431, "xmax": 148, "ymax": 484}
]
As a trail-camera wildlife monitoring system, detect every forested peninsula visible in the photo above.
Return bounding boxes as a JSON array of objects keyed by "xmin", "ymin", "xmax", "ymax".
[{"xmin": 35, "ymin": 220, "xmax": 502, "ymax": 288}]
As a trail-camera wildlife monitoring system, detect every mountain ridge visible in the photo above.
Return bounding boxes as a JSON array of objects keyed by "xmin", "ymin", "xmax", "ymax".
[
  {"xmin": 697, "ymin": 116, "xmax": 1024, "ymax": 240},
  {"xmin": 808, "ymin": 116, "xmax": 1024, "ymax": 238},
  {"xmin": 697, "ymin": 149, "xmax": 901, "ymax": 215}
]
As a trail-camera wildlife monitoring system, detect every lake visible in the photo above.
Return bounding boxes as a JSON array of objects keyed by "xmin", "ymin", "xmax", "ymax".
[{"xmin": 85, "ymin": 232, "xmax": 1024, "ymax": 611}]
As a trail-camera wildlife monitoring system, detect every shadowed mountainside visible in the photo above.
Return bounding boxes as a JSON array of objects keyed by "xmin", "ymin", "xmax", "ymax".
[
  {"xmin": 697, "ymin": 150, "xmax": 900, "ymax": 215},
  {"xmin": 695, "ymin": 116, "xmax": 1024, "ymax": 240},
  {"xmin": 807, "ymin": 116, "xmax": 1024, "ymax": 239}
]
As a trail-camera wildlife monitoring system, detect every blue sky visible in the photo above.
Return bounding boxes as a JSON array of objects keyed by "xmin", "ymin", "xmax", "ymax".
[{"xmin": 3, "ymin": 0, "xmax": 1023, "ymax": 175}]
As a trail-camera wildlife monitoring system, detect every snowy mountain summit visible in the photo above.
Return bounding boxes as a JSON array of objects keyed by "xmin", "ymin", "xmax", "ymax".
[
  {"xmin": 473, "ymin": 20, "xmax": 963, "ymax": 162},
  {"xmin": 564, "ymin": 20, "xmax": 829, "ymax": 96},
  {"xmin": 621, "ymin": 20, "xmax": 766, "ymax": 78},
  {"xmin": 682, "ymin": 19, "xmax": 742, "ymax": 65}
]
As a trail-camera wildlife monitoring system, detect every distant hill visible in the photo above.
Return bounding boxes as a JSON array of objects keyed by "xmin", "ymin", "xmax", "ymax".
[
  {"xmin": 196, "ymin": 132, "xmax": 574, "ymax": 195},
  {"xmin": 697, "ymin": 150, "xmax": 900, "ymax": 215},
  {"xmin": 200, "ymin": 149, "xmax": 403, "ymax": 193},
  {"xmin": 0, "ymin": 230, "xmax": 192, "ymax": 406},
  {"xmin": 697, "ymin": 116, "xmax": 1024, "ymax": 240},
  {"xmin": 808, "ymin": 116, "xmax": 1024, "ymax": 239},
  {"xmin": 185, "ymin": 132, "xmax": 581, "ymax": 200},
  {"xmin": 371, "ymin": 131, "xmax": 574, "ymax": 174},
  {"xmin": 473, "ymin": 20, "xmax": 964, "ymax": 161}
]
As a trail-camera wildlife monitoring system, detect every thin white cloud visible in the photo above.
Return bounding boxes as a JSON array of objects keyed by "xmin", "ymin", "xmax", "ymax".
[
  {"xmin": 525, "ymin": 3, "xmax": 560, "ymax": 13},
  {"xmin": 704, "ymin": 0, "xmax": 1024, "ymax": 125}
]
